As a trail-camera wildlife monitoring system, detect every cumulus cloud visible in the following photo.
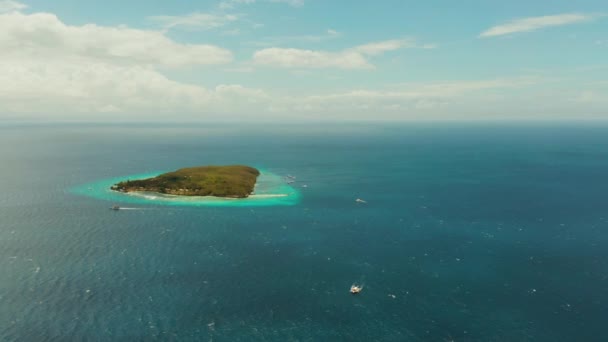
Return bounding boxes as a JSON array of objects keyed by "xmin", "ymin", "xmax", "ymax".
[
  {"xmin": 268, "ymin": 0, "xmax": 304, "ymax": 7},
  {"xmin": 0, "ymin": 0, "xmax": 26, "ymax": 13},
  {"xmin": 149, "ymin": 12, "xmax": 238, "ymax": 31},
  {"xmin": 252, "ymin": 39, "xmax": 413, "ymax": 69},
  {"xmin": 0, "ymin": 12, "xmax": 233, "ymax": 67},
  {"xmin": 0, "ymin": 56, "xmax": 270, "ymax": 118},
  {"xmin": 253, "ymin": 48, "xmax": 373, "ymax": 69},
  {"xmin": 218, "ymin": 0, "xmax": 256, "ymax": 10},
  {"xmin": 353, "ymin": 39, "xmax": 414, "ymax": 55},
  {"xmin": 0, "ymin": 7, "xmax": 257, "ymax": 118},
  {"xmin": 218, "ymin": 0, "xmax": 303, "ymax": 10},
  {"xmin": 480, "ymin": 13, "xmax": 597, "ymax": 38},
  {"xmin": 1, "ymin": 4, "xmax": 600, "ymax": 120},
  {"xmin": 247, "ymin": 29, "xmax": 342, "ymax": 47}
]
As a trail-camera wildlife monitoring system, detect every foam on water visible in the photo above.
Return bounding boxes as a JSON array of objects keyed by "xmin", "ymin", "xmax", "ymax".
[{"xmin": 71, "ymin": 169, "xmax": 301, "ymax": 207}]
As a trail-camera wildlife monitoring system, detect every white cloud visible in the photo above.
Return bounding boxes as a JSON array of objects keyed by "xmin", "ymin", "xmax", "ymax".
[
  {"xmin": 0, "ymin": 11, "xmax": 233, "ymax": 68},
  {"xmin": 0, "ymin": 8, "xmax": 254, "ymax": 119},
  {"xmin": 0, "ymin": 55, "xmax": 269, "ymax": 118},
  {"xmin": 252, "ymin": 39, "xmax": 413, "ymax": 69},
  {"xmin": 480, "ymin": 13, "xmax": 597, "ymax": 38},
  {"xmin": 229, "ymin": 77, "xmax": 533, "ymax": 119},
  {"xmin": 253, "ymin": 48, "xmax": 373, "ymax": 69},
  {"xmin": 149, "ymin": 12, "xmax": 238, "ymax": 31},
  {"xmin": 0, "ymin": 0, "xmax": 26, "ymax": 13},
  {"xmin": 1, "ymin": 49, "xmax": 599, "ymax": 121},
  {"xmin": 286, "ymin": 29, "xmax": 342, "ymax": 42},
  {"xmin": 0, "ymin": 15, "xmax": 541, "ymax": 122},
  {"xmin": 294, "ymin": 29, "xmax": 342, "ymax": 42},
  {"xmin": 296, "ymin": 78, "xmax": 537, "ymax": 105},
  {"xmin": 0, "ymin": 59, "xmax": 203, "ymax": 115},
  {"xmin": 268, "ymin": 0, "xmax": 304, "ymax": 7},
  {"xmin": 271, "ymin": 77, "xmax": 546, "ymax": 119},
  {"xmin": 218, "ymin": 0, "xmax": 303, "ymax": 10},
  {"xmin": 218, "ymin": 0, "xmax": 256, "ymax": 10},
  {"xmin": 353, "ymin": 39, "xmax": 413, "ymax": 56},
  {"xmin": 1, "ymin": 4, "xmax": 604, "ymax": 120},
  {"xmin": 405, "ymin": 78, "xmax": 538, "ymax": 95},
  {"xmin": 248, "ymin": 29, "xmax": 342, "ymax": 47}
]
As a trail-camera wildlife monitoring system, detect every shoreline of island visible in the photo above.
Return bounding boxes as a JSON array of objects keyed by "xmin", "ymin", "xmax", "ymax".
[
  {"xmin": 116, "ymin": 190, "xmax": 291, "ymax": 201},
  {"xmin": 72, "ymin": 168, "xmax": 301, "ymax": 207},
  {"xmin": 110, "ymin": 165, "xmax": 260, "ymax": 199}
]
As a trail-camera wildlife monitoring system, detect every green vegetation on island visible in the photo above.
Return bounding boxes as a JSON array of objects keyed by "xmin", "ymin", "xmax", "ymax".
[{"xmin": 111, "ymin": 165, "xmax": 260, "ymax": 198}]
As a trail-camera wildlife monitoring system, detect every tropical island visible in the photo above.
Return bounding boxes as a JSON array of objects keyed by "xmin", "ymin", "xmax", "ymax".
[{"xmin": 111, "ymin": 165, "xmax": 260, "ymax": 198}]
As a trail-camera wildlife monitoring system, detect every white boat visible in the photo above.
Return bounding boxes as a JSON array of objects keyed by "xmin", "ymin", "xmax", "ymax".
[
  {"xmin": 355, "ymin": 198, "xmax": 367, "ymax": 204},
  {"xmin": 350, "ymin": 284, "xmax": 362, "ymax": 294}
]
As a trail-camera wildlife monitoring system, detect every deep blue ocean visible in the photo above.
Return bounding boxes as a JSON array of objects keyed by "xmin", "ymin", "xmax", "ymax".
[{"xmin": 1, "ymin": 122, "xmax": 608, "ymax": 341}]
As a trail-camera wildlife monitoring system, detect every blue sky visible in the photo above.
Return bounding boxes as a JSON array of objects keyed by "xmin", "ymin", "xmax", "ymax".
[{"xmin": 1, "ymin": 0, "xmax": 607, "ymax": 120}]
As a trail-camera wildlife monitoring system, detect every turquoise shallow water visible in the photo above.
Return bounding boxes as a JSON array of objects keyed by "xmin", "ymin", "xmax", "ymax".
[
  {"xmin": 1, "ymin": 123, "xmax": 608, "ymax": 341},
  {"xmin": 71, "ymin": 170, "xmax": 301, "ymax": 207}
]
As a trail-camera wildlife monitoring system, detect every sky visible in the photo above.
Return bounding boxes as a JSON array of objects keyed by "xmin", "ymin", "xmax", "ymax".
[{"xmin": 0, "ymin": 0, "xmax": 607, "ymax": 121}]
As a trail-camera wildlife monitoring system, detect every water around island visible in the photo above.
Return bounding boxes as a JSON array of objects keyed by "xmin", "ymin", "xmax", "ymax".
[
  {"xmin": 1, "ymin": 122, "xmax": 608, "ymax": 341},
  {"xmin": 72, "ymin": 170, "xmax": 301, "ymax": 207}
]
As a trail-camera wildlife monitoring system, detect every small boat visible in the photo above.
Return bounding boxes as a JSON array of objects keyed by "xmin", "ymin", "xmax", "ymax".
[
  {"xmin": 350, "ymin": 284, "xmax": 363, "ymax": 294},
  {"xmin": 355, "ymin": 198, "xmax": 367, "ymax": 204},
  {"xmin": 110, "ymin": 205, "xmax": 121, "ymax": 211}
]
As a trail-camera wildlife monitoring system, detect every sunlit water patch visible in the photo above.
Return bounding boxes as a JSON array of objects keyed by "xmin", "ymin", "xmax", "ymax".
[{"xmin": 71, "ymin": 169, "xmax": 301, "ymax": 207}]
